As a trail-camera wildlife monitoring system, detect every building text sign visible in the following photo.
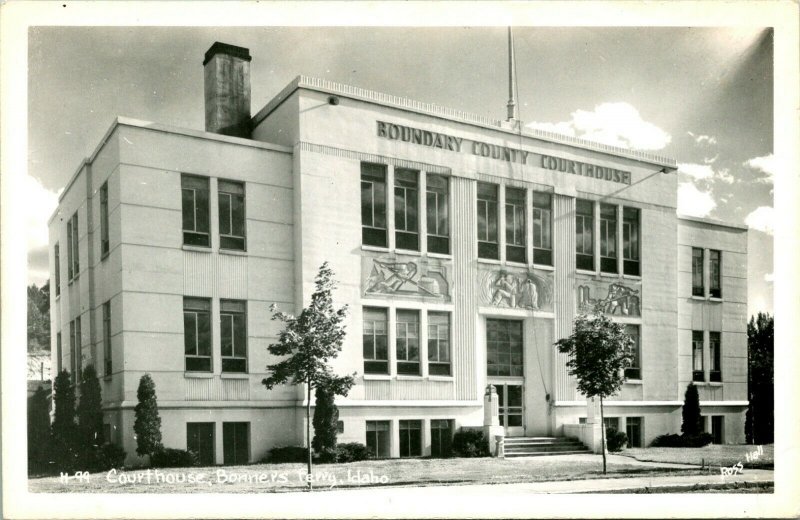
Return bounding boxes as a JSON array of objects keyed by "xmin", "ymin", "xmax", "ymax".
[{"xmin": 376, "ymin": 120, "xmax": 632, "ymax": 185}]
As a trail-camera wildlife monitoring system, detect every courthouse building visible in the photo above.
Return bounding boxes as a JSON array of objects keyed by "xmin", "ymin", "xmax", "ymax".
[{"xmin": 49, "ymin": 42, "xmax": 749, "ymax": 464}]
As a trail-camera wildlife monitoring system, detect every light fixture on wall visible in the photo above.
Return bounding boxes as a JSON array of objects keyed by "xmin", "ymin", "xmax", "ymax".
[{"xmin": 328, "ymin": 96, "xmax": 340, "ymax": 106}]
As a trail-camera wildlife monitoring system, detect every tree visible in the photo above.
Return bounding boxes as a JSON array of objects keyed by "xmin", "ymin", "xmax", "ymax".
[
  {"xmin": 28, "ymin": 385, "xmax": 51, "ymax": 473},
  {"xmin": 681, "ymin": 383, "xmax": 702, "ymax": 436},
  {"xmin": 312, "ymin": 375, "xmax": 353, "ymax": 462},
  {"xmin": 51, "ymin": 369, "xmax": 79, "ymax": 471},
  {"xmin": 77, "ymin": 365, "xmax": 104, "ymax": 447},
  {"xmin": 555, "ymin": 312, "xmax": 633, "ymax": 474},
  {"xmin": 133, "ymin": 374, "xmax": 163, "ymax": 457},
  {"xmin": 27, "ymin": 281, "xmax": 51, "ymax": 351},
  {"xmin": 262, "ymin": 262, "xmax": 354, "ymax": 488},
  {"xmin": 747, "ymin": 312, "xmax": 774, "ymax": 444}
]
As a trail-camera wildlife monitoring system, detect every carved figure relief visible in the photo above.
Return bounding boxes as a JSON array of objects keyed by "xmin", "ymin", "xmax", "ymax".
[
  {"xmin": 480, "ymin": 270, "xmax": 552, "ymax": 311},
  {"xmin": 577, "ymin": 282, "xmax": 641, "ymax": 316},
  {"xmin": 364, "ymin": 258, "xmax": 449, "ymax": 300}
]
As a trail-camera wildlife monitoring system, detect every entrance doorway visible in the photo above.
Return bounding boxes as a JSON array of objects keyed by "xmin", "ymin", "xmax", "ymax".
[
  {"xmin": 495, "ymin": 382, "xmax": 524, "ymax": 436},
  {"xmin": 486, "ymin": 318, "xmax": 525, "ymax": 436}
]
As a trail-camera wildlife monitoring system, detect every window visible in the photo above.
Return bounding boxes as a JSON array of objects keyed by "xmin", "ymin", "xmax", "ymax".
[
  {"xmin": 626, "ymin": 417, "xmax": 643, "ymax": 448},
  {"xmin": 394, "ymin": 168, "xmax": 419, "ymax": 251},
  {"xmin": 336, "ymin": 421, "xmax": 344, "ymax": 434},
  {"xmin": 399, "ymin": 420, "xmax": 422, "ymax": 457},
  {"xmin": 220, "ymin": 300, "xmax": 247, "ymax": 373},
  {"xmin": 103, "ymin": 301, "xmax": 112, "ymax": 377},
  {"xmin": 218, "ymin": 180, "xmax": 246, "ymax": 250},
  {"xmin": 184, "ymin": 297, "xmax": 212, "ymax": 372},
  {"xmin": 623, "ymin": 207, "xmax": 640, "ymax": 276},
  {"xmin": 604, "ymin": 417, "xmax": 619, "ymax": 431},
  {"xmin": 54, "ymin": 243, "xmax": 61, "ymax": 296},
  {"xmin": 366, "ymin": 421, "xmax": 390, "ymax": 458},
  {"xmin": 103, "ymin": 424, "xmax": 113, "ymax": 445},
  {"xmin": 430, "ymin": 419, "xmax": 453, "ymax": 458},
  {"xmin": 428, "ymin": 312, "xmax": 451, "ymax": 376},
  {"xmin": 363, "ymin": 308, "xmax": 388, "ymax": 374},
  {"xmin": 709, "ymin": 250, "xmax": 722, "ymax": 298},
  {"xmin": 505, "ymin": 187, "xmax": 526, "ymax": 263},
  {"xmin": 599, "ymin": 203, "xmax": 617, "ymax": 273},
  {"xmin": 70, "ymin": 317, "xmax": 81, "ymax": 384},
  {"xmin": 692, "ymin": 248, "xmax": 704, "ymax": 296},
  {"xmin": 187, "ymin": 423, "xmax": 215, "ymax": 466},
  {"xmin": 181, "ymin": 175, "xmax": 210, "ymax": 247},
  {"xmin": 625, "ymin": 324, "xmax": 641, "ymax": 380},
  {"xmin": 67, "ymin": 213, "xmax": 79, "ymax": 280},
  {"xmin": 396, "ymin": 310, "xmax": 420, "ymax": 375},
  {"xmin": 56, "ymin": 332, "xmax": 62, "ymax": 373},
  {"xmin": 532, "ymin": 192, "xmax": 552, "ymax": 265},
  {"xmin": 709, "ymin": 331, "xmax": 721, "ymax": 382},
  {"xmin": 100, "ymin": 182, "xmax": 109, "ymax": 256},
  {"xmin": 576, "ymin": 199, "xmax": 594, "ymax": 271},
  {"xmin": 223, "ymin": 422, "xmax": 250, "ymax": 465},
  {"xmin": 361, "ymin": 163, "xmax": 387, "ymax": 248},
  {"xmin": 486, "ymin": 319, "xmax": 523, "ymax": 377},
  {"xmin": 711, "ymin": 416, "xmax": 724, "ymax": 444},
  {"xmin": 692, "ymin": 331, "xmax": 704, "ymax": 382},
  {"xmin": 426, "ymin": 174, "xmax": 450, "ymax": 254},
  {"xmin": 477, "ymin": 182, "xmax": 499, "ymax": 259}
]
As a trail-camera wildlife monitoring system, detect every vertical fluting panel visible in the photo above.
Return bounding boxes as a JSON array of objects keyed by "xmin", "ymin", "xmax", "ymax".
[
  {"xmin": 553, "ymin": 194, "xmax": 577, "ymax": 401},
  {"xmin": 452, "ymin": 178, "xmax": 478, "ymax": 401}
]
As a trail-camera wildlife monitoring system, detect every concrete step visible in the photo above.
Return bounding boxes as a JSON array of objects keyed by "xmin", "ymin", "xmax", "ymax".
[
  {"xmin": 504, "ymin": 439, "xmax": 583, "ymax": 446},
  {"xmin": 505, "ymin": 444, "xmax": 587, "ymax": 454},
  {"xmin": 505, "ymin": 449, "xmax": 592, "ymax": 458}
]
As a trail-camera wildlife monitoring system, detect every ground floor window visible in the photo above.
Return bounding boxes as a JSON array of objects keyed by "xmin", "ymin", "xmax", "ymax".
[
  {"xmin": 625, "ymin": 417, "xmax": 642, "ymax": 448},
  {"xmin": 187, "ymin": 422, "xmax": 215, "ymax": 466},
  {"xmin": 223, "ymin": 422, "xmax": 250, "ymax": 465},
  {"xmin": 366, "ymin": 421, "xmax": 390, "ymax": 458},
  {"xmin": 399, "ymin": 420, "xmax": 422, "ymax": 457},
  {"xmin": 711, "ymin": 416, "xmax": 724, "ymax": 444},
  {"xmin": 603, "ymin": 417, "xmax": 619, "ymax": 431},
  {"xmin": 430, "ymin": 419, "xmax": 453, "ymax": 458}
]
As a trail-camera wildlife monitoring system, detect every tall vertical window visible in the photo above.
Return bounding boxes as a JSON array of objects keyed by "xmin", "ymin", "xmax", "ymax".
[
  {"xmin": 709, "ymin": 331, "xmax": 721, "ymax": 382},
  {"xmin": 361, "ymin": 163, "xmax": 387, "ymax": 247},
  {"xmin": 477, "ymin": 182, "xmax": 499, "ymax": 259},
  {"xmin": 223, "ymin": 422, "xmax": 250, "ymax": 465},
  {"xmin": 218, "ymin": 180, "xmax": 246, "ymax": 250},
  {"xmin": 363, "ymin": 307, "xmax": 388, "ymax": 374},
  {"xmin": 623, "ymin": 207, "xmax": 640, "ymax": 276},
  {"xmin": 711, "ymin": 416, "xmax": 724, "ymax": 444},
  {"xmin": 692, "ymin": 248, "xmax": 704, "ymax": 296},
  {"xmin": 532, "ymin": 192, "xmax": 552, "ymax": 266},
  {"xmin": 399, "ymin": 420, "xmax": 422, "ymax": 457},
  {"xmin": 366, "ymin": 421, "xmax": 390, "ymax": 458},
  {"xmin": 100, "ymin": 182, "xmax": 109, "ymax": 256},
  {"xmin": 624, "ymin": 324, "xmax": 641, "ymax": 380},
  {"xmin": 103, "ymin": 301, "xmax": 112, "ymax": 377},
  {"xmin": 599, "ymin": 203, "xmax": 617, "ymax": 273},
  {"xmin": 505, "ymin": 187, "xmax": 526, "ymax": 263},
  {"xmin": 575, "ymin": 199, "xmax": 594, "ymax": 271},
  {"xmin": 54, "ymin": 243, "xmax": 61, "ymax": 296},
  {"xmin": 67, "ymin": 213, "xmax": 79, "ymax": 280},
  {"xmin": 396, "ymin": 310, "xmax": 420, "ymax": 375},
  {"xmin": 394, "ymin": 169, "xmax": 419, "ymax": 251},
  {"xmin": 220, "ymin": 299, "xmax": 247, "ymax": 373},
  {"xmin": 692, "ymin": 331, "xmax": 704, "ymax": 382},
  {"xmin": 626, "ymin": 417, "xmax": 643, "ymax": 448},
  {"xmin": 184, "ymin": 297, "xmax": 212, "ymax": 372},
  {"xmin": 181, "ymin": 175, "xmax": 210, "ymax": 247},
  {"xmin": 427, "ymin": 312, "xmax": 451, "ymax": 376},
  {"xmin": 709, "ymin": 250, "xmax": 722, "ymax": 298},
  {"xmin": 187, "ymin": 423, "xmax": 215, "ymax": 466},
  {"xmin": 430, "ymin": 419, "xmax": 453, "ymax": 458},
  {"xmin": 426, "ymin": 174, "xmax": 449, "ymax": 254},
  {"xmin": 486, "ymin": 319, "xmax": 523, "ymax": 376},
  {"xmin": 56, "ymin": 332, "xmax": 62, "ymax": 373}
]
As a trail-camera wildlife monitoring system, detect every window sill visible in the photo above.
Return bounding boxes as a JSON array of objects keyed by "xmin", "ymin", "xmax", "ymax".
[
  {"xmin": 363, "ymin": 374, "xmax": 392, "ymax": 380},
  {"xmin": 182, "ymin": 245, "xmax": 212, "ymax": 253},
  {"xmin": 624, "ymin": 379, "xmax": 643, "ymax": 385},
  {"xmin": 623, "ymin": 274, "xmax": 642, "ymax": 280},
  {"xmin": 103, "ymin": 375, "xmax": 112, "ymax": 382},
  {"xmin": 532, "ymin": 264, "xmax": 554, "ymax": 271},
  {"xmin": 708, "ymin": 381, "xmax": 723, "ymax": 386},
  {"xmin": 396, "ymin": 375, "xmax": 423, "ymax": 380},
  {"xmin": 425, "ymin": 252, "xmax": 453, "ymax": 261},
  {"xmin": 505, "ymin": 260, "xmax": 528, "ymax": 268},
  {"xmin": 361, "ymin": 245, "xmax": 391, "ymax": 254},
  {"xmin": 219, "ymin": 248, "xmax": 248, "ymax": 256},
  {"xmin": 708, "ymin": 297, "xmax": 723, "ymax": 303},
  {"xmin": 427, "ymin": 375, "xmax": 454, "ymax": 382},
  {"xmin": 576, "ymin": 269, "xmax": 596, "ymax": 276},
  {"xmin": 184, "ymin": 372, "xmax": 214, "ymax": 379},
  {"xmin": 220, "ymin": 372, "xmax": 249, "ymax": 379},
  {"xmin": 690, "ymin": 295, "xmax": 707, "ymax": 301},
  {"xmin": 395, "ymin": 247, "xmax": 422, "ymax": 256},
  {"xmin": 599, "ymin": 271, "xmax": 621, "ymax": 279},
  {"xmin": 477, "ymin": 258, "xmax": 502, "ymax": 265}
]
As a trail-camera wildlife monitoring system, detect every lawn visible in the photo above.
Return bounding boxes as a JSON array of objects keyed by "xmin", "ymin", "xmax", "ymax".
[
  {"xmin": 619, "ymin": 444, "xmax": 773, "ymax": 469},
  {"xmin": 29, "ymin": 455, "xmax": 705, "ymax": 494}
]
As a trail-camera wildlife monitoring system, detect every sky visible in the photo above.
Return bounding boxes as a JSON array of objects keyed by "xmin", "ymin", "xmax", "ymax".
[{"xmin": 26, "ymin": 26, "xmax": 774, "ymax": 316}]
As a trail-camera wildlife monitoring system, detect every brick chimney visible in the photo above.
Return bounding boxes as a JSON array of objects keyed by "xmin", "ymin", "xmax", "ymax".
[{"xmin": 203, "ymin": 42, "xmax": 252, "ymax": 138}]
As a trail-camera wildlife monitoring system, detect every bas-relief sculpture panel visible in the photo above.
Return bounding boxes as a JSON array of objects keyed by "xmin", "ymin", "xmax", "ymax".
[
  {"xmin": 362, "ymin": 256, "xmax": 450, "ymax": 301},
  {"xmin": 576, "ymin": 278, "xmax": 641, "ymax": 316},
  {"xmin": 478, "ymin": 269, "xmax": 553, "ymax": 312}
]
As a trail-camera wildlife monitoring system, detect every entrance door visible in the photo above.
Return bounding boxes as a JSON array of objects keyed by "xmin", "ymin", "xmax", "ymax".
[{"xmin": 495, "ymin": 383, "xmax": 525, "ymax": 436}]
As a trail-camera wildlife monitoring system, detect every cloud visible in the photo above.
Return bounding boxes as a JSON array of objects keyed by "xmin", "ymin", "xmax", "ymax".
[
  {"xmin": 527, "ymin": 102, "xmax": 671, "ymax": 151},
  {"xmin": 764, "ymin": 273, "xmax": 774, "ymax": 283},
  {"xmin": 24, "ymin": 175, "xmax": 59, "ymax": 285},
  {"xmin": 744, "ymin": 154, "xmax": 776, "ymax": 184},
  {"xmin": 677, "ymin": 182, "xmax": 716, "ymax": 218},
  {"xmin": 688, "ymin": 131, "xmax": 717, "ymax": 146},
  {"xmin": 716, "ymin": 168, "xmax": 735, "ymax": 185},
  {"xmin": 677, "ymin": 163, "xmax": 714, "ymax": 181},
  {"xmin": 745, "ymin": 206, "xmax": 774, "ymax": 235}
]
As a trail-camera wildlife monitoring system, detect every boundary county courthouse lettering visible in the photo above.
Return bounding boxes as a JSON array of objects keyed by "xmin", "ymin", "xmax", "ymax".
[{"xmin": 49, "ymin": 42, "xmax": 748, "ymax": 465}]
